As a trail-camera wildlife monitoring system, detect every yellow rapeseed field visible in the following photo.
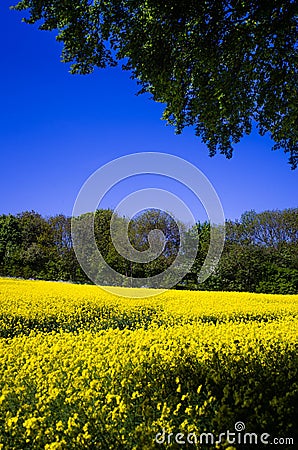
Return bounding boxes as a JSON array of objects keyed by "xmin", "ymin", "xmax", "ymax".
[{"xmin": 0, "ymin": 277, "xmax": 297, "ymax": 449}]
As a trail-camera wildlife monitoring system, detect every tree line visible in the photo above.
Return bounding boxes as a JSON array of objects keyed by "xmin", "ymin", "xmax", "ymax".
[{"xmin": 0, "ymin": 208, "xmax": 297, "ymax": 294}]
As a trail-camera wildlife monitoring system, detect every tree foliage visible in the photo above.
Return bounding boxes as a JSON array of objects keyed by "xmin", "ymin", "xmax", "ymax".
[
  {"xmin": 187, "ymin": 208, "xmax": 298, "ymax": 293},
  {"xmin": 12, "ymin": 0, "xmax": 298, "ymax": 167},
  {"xmin": 0, "ymin": 208, "xmax": 297, "ymax": 293}
]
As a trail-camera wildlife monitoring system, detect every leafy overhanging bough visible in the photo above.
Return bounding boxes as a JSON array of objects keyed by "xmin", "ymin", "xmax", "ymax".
[{"xmin": 12, "ymin": 0, "xmax": 298, "ymax": 168}]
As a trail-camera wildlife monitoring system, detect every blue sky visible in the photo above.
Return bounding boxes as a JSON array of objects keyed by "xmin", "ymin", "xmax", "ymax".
[{"xmin": 1, "ymin": 1, "xmax": 297, "ymax": 223}]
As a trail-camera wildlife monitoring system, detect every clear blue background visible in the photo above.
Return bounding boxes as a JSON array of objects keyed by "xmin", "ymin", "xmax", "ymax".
[{"xmin": 0, "ymin": 1, "xmax": 297, "ymax": 222}]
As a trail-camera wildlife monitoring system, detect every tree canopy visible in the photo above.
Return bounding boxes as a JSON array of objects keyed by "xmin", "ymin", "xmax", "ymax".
[
  {"xmin": 12, "ymin": 0, "xmax": 298, "ymax": 167},
  {"xmin": 0, "ymin": 208, "xmax": 297, "ymax": 293}
]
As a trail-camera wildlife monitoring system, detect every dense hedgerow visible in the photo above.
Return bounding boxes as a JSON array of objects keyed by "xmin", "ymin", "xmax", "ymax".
[{"xmin": 0, "ymin": 278, "xmax": 297, "ymax": 449}]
